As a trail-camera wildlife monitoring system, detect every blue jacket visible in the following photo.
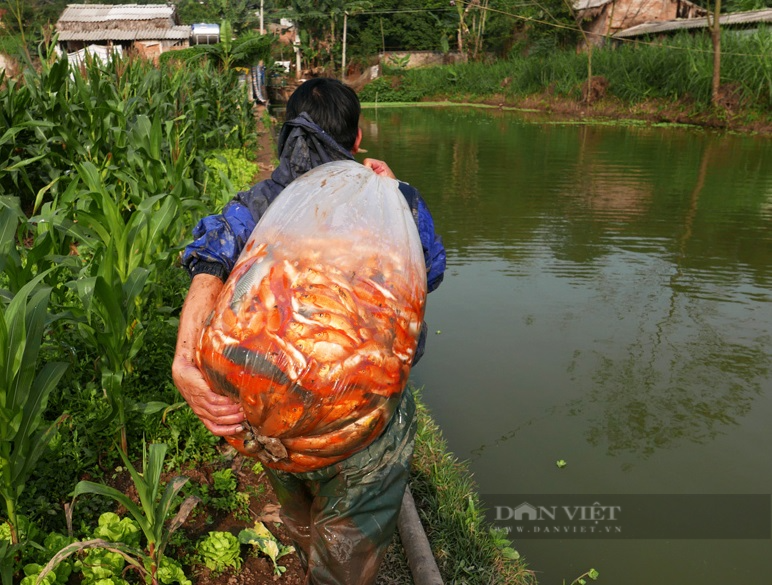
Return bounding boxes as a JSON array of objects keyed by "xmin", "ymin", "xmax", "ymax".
[{"xmin": 182, "ymin": 114, "xmax": 446, "ymax": 361}]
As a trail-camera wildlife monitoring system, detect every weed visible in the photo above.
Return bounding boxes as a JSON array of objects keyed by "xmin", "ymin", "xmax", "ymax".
[
  {"xmin": 239, "ymin": 522, "xmax": 294, "ymax": 577},
  {"xmin": 567, "ymin": 567, "xmax": 600, "ymax": 585}
]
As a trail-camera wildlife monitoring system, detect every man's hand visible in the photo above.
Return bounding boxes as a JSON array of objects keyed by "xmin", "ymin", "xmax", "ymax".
[
  {"xmin": 363, "ymin": 158, "xmax": 396, "ymax": 179},
  {"xmin": 172, "ymin": 274, "xmax": 245, "ymax": 436},
  {"xmin": 172, "ymin": 353, "xmax": 245, "ymax": 436}
]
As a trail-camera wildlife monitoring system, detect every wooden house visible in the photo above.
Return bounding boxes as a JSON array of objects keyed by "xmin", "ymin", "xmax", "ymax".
[
  {"xmin": 574, "ymin": 0, "xmax": 707, "ymax": 46},
  {"xmin": 613, "ymin": 8, "xmax": 772, "ymax": 40},
  {"xmin": 55, "ymin": 3, "xmax": 191, "ymax": 58}
]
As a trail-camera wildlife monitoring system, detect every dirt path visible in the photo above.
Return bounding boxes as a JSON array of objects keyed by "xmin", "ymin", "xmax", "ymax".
[{"xmin": 253, "ymin": 104, "xmax": 279, "ymax": 182}]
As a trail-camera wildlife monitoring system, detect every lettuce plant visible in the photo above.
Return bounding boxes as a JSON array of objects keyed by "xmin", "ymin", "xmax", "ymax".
[
  {"xmin": 36, "ymin": 443, "xmax": 198, "ymax": 585},
  {"xmin": 197, "ymin": 531, "xmax": 242, "ymax": 573}
]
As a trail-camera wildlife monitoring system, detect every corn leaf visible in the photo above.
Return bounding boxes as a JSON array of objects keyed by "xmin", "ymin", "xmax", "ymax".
[{"xmin": 71, "ymin": 481, "xmax": 151, "ymax": 540}]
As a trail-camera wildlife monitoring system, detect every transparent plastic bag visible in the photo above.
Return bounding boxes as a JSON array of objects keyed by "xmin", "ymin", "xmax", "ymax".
[{"xmin": 197, "ymin": 160, "xmax": 427, "ymax": 472}]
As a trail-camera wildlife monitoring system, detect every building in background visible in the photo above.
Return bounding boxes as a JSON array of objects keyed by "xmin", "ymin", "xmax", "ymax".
[
  {"xmin": 574, "ymin": 0, "xmax": 707, "ymax": 46},
  {"xmin": 613, "ymin": 7, "xmax": 772, "ymax": 41},
  {"xmin": 55, "ymin": 3, "xmax": 192, "ymax": 61}
]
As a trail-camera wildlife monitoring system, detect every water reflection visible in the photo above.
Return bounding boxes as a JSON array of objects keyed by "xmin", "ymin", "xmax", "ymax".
[{"xmin": 574, "ymin": 139, "xmax": 768, "ymax": 457}]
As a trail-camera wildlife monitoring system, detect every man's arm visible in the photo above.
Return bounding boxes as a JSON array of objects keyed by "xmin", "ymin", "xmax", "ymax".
[{"xmin": 172, "ymin": 274, "xmax": 245, "ymax": 436}]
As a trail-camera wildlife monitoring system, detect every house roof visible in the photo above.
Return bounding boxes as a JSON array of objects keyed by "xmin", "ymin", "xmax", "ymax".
[
  {"xmin": 613, "ymin": 8, "xmax": 772, "ymax": 38},
  {"xmin": 58, "ymin": 26, "xmax": 192, "ymax": 42},
  {"xmin": 57, "ymin": 4, "xmax": 176, "ymax": 24},
  {"xmin": 574, "ymin": 0, "xmax": 705, "ymax": 13}
]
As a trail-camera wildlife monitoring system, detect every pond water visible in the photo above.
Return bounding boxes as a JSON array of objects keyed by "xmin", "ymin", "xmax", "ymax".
[{"xmin": 357, "ymin": 106, "xmax": 772, "ymax": 585}]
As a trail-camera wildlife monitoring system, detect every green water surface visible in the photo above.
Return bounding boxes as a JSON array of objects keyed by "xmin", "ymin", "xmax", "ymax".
[{"xmin": 358, "ymin": 106, "xmax": 772, "ymax": 585}]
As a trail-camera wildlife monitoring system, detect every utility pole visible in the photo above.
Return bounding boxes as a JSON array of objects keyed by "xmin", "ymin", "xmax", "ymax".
[
  {"xmin": 710, "ymin": 0, "xmax": 722, "ymax": 106},
  {"xmin": 294, "ymin": 30, "xmax": 302, "ymax": 79},
  {"xmin": 260, "ymin": 0, "xmax": 265, "ymax": 35},
  {"xmin": 342, "ymin": 11, "xmax": 348, "ymax": 81}
]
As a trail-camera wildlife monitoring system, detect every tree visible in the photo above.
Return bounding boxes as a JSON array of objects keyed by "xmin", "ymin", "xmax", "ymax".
[
  {"xmin": 271, "ymin": 0, "xmax": 327, "ymax": 73},
  {"xmin": 174, "ymin": 0, "xmax": 260, "ymax": 33},
  {"xmin": 348, "ymin": 0, "xmax": 450, "ymax": 57},
  {"xmin": 516, "ymin": 0, "xmax": 580, "ymax": 55},
  {"xmin": 191, "ymin": 21, "xmax": 273, "ymax": 69},
  {"xmin": 709, "ymin": 0, "xmax": 722, "ymax": 106},
  {"xmin": 175, "ymin": 0, "xmax": 220, "ymax": 24},
  {"xmin": 270, "ymin": 0, "xmax": 371, "ymax": 74}
]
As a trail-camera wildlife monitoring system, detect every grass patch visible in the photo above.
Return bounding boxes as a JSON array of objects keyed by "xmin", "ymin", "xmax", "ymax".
[
  {"xmin": 361, "ymin": 101, "xmax": 541, "ymax": 113},
  {"xmin": 408, "ymin": 390, "xmax": 536, "ymax": 585}
]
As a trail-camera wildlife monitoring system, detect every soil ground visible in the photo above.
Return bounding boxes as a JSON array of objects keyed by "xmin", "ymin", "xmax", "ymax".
[
  {"xmin": 108, "ymin": 441, "xmax": 411, "ymax": 585},
  {"xmin": 252, "ymin": 104, "xmax": 279, "ymax": 184}
]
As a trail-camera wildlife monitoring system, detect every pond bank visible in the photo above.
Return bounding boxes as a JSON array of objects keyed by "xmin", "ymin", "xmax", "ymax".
[
  {"xmin": 360, "ymin": 93, "xmax": 772, "ymax": 136},
  {"xmin": 353, "ymin": 41, "xmax": 772, "ymax": 136},
  {"xmin": 480, "ymin": 92, "xmax": 772, "ymax": 135}
]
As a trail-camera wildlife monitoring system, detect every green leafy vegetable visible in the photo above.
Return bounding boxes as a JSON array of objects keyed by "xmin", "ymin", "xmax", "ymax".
[
  {"xmin": 92, "ymin": 513, "xmax": 141, "ymax": 547},
  {"xmin": 197, "ymin": 531, "xmax": 242, "ymax": 573},
  {"xmin": 74, "ymin": 548, "xmax": 127, "ymax": 585}
]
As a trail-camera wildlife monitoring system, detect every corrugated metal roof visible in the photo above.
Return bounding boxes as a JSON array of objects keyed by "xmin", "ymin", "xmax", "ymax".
[
  {"xmin": 614, "ymin": 8, "xmax": 772, "ymax": 37},
  {"xmin": 58, "ymin": 3, "xmax": 175, "ymax": 23},
  {"xmin": 58, "ymin": 26, "xmax": 191, "ymax": 41},
  {"xmin": 574, "ymin": 0, "xmax": 706, "ymax": 13}
]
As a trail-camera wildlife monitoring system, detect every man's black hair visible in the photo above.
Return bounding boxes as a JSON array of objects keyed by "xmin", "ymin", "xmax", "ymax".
[{"xmin": 285, "ymin": 77, "xmax": 360, "ymax": 151}]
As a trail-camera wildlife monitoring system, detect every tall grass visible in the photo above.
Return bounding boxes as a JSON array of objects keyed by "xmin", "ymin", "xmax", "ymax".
[{"xmin": 359, "ymin": 27, "xmax": 771, "ymax": 112}]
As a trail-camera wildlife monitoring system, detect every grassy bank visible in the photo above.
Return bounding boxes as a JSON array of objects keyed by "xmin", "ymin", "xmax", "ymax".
[
  {"xmin": 357, "ymin": 29, "xmax": 772, "ymax": 133},
  {"xmin": 407, "ymin": 394, "xmax": 536, "ymax": 584}
]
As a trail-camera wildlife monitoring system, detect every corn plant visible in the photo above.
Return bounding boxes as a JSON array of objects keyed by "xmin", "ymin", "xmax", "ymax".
[
  {"xmin": 36, "ymin": 442, "xmax": 198, "ymax": 585},
  {"xmin": 0, "ymin": 197, "xmax": 76, "ymax": 302},
  {"xmin": 1, "ymin": 48, "xmax": 254, "ymax": 212},
  {"xmin": 0, "ymin": 271, "xmax": 68, "ymax": 585},
  {"xmin": 0, "ymin": 47, "xmax": 259, "ymax": 461},
  {"xmin": 57, "ymin": 162, "xmax": 180, "ymax": 452}
]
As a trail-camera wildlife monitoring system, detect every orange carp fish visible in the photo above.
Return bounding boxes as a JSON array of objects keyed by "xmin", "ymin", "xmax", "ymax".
[{"xmin": 196, "ymin": 161, "xmax": 427, "ymax": 472}]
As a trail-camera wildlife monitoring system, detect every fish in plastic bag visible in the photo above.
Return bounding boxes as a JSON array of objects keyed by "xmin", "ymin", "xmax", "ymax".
[{"xmin": 196, "ymin": 160, "xmax": 427, "ymax": 472}]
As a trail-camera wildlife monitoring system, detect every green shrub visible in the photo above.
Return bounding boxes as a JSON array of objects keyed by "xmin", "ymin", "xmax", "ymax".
[
  {"xmin": 358, "ymin": 29, "xmax": 771, "ymax": 112},
  {"xmin": 204, "ymin": 149, "xmax": 259, "ymax": 209}
]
